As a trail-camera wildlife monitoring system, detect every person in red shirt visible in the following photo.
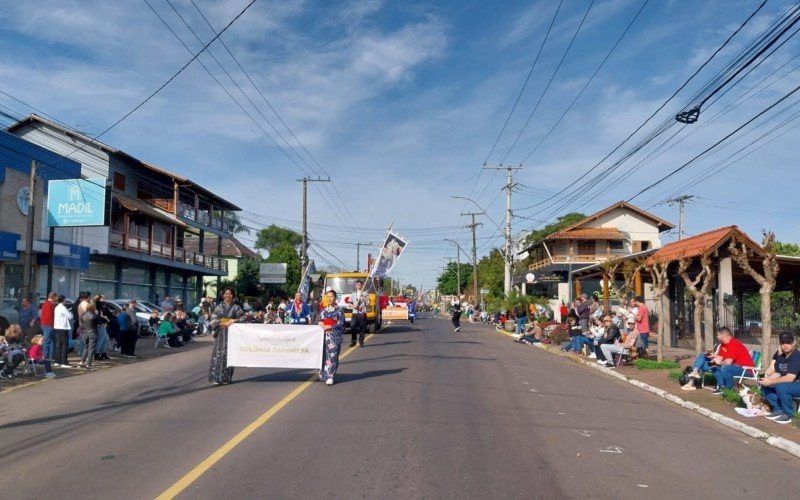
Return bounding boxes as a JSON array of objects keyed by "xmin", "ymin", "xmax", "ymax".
[
  {"xmin": 634, "ymin": 296, "xmax": 650, "ymax": 349},
  {"xmin": 682, "ymin": 326, "xmax": 753, "ymax": 394},
  {"xmin": 40, "ymin": 292, "xmax": 57, "ymax": 361},
  {"xmin": 559, "ymin": 301, "xmax": 568, "ymax": 324}
]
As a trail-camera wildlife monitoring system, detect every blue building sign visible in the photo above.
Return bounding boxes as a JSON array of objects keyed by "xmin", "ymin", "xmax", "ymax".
[
  {"xmin": 47, "ymin": 178, "xmax": 107, "ymax": 227},
  {"xmin": 0, "ymin": 231, "xmax": 21, "ymax": 261},
  {"xmin": 37, "ymin": 243, "xmax": 90, "ymax": 270}
]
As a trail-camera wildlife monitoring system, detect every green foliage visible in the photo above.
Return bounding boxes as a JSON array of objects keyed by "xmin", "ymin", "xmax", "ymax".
[
  {"xmin": 775, "ymin": 241, "xmax": 800, "ymax": 256},
  {"xmin": 667, "ymin": 369, "xmax": 683, "ymax": 381},
  {"xmin": 263, "ymin": 242, "xmax": 301, "ymax": 298},
  {"xmin": 234, "ymin": 256, "xmax": 262, "ymax": 297},
  {"xmin": 436, "ymin": 262, "xmax": 472, "ymax": 296},
  {"xmin": 255, "ymin": 224, "xmax": 302, "ymax": 253},
  {"xmin": 633, "ymin": 359, "xmax": 680, "ymax": 370},
  {"xmin": 477, "ymin": 248, "xmax": 505, "ymax": 298},
  {"xmin": 524, "ymin": 212, "xmax": 586, "ymax": 247},
  {"xmin": 721, "ymin": 387, "xmax": 744, "ymax": 407}
]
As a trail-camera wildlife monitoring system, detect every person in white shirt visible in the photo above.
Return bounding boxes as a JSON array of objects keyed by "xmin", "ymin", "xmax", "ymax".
[{"xmin": 53, "ymin": 295, "xmax": 74, "ymax": 367}]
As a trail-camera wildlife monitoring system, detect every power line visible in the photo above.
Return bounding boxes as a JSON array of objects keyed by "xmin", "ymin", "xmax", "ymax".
[
  {"xmin": 500, "ymin": 0, "xmax": 596, "ymax": 164},
  {"xmin": 515, "ymin": 0, "xmax": 769, "ymax": 216},
  {"xmin": 518, "ymin": 0, "xmax": 650, "ymax": 164}
]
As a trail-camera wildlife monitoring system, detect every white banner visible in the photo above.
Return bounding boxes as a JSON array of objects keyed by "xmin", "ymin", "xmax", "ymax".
[
  {"xmin": 370, "ymin": 231, "xmax": 408, "ymax": 278},
  {"xmin": 227, "ymin": 324, "xmax": 323, "ymax": 369}
]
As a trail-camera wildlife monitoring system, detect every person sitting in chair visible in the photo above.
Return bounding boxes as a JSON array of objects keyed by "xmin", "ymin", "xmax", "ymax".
[
  {"xmin": 681, "ymin": 326, "xmax": 753, "ymax": 394},
  {"xmin": 760, "ymin": 332, "xmax": 800, "ymax": 425},
  {"xmin": 599, "ymin": 316, "xmax": 639, "ymax": 368}
]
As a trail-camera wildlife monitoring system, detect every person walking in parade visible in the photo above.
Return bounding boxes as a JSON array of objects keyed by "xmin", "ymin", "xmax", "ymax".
[
  {"xmin": 319, "ymin": 288, "xmax": 344, "ymax": 386},
  {"xmin": 452, "ymin": 299, "xmax": 462, "ymax": 332},
  {"xmin": 348, "ymin": 279, "xmax": 369, "ymax": 348},
  {"xmin": 208, "ymin": 287, "xmax": 244, "ymax": 386},
  {"xmin": 288, "ymin": 291, "xmax": 311, "ymax": 325}
]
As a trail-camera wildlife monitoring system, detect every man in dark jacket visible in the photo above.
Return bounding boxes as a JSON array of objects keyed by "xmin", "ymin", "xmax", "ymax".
[{"xmin": 595, "ymin": 316, "xmax": 621, "ymax": 364}]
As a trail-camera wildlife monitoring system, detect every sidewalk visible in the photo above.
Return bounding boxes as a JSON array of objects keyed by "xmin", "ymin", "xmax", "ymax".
[{"xmin": 0, "ymin": 334, "xmax": 213, "ymax": 394}]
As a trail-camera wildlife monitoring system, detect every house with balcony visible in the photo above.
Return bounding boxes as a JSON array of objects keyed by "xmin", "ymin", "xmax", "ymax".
[
  {"xmin": 7, "ymin": 114, "xmax": 239, "ymax": 305},
  {"xmin": 520, "ymin": 201, "xmax": 674, "ymax": 306}
]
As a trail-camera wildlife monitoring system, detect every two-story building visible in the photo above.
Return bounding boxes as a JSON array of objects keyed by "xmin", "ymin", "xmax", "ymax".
[
  {"xmin": 521, "ymin": 201, "xmax": 675, "ymax": 308},
  {"xmin": 7, "ymin": 114, "xmax": 239, "ymax": 306}
]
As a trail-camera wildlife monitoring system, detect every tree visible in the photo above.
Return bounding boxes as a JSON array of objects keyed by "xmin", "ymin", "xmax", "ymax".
[
  {"xmin": 234, "ymin": 256, "xmax": 262, "ymax": 297},
  {"xmin": 215, "ymin": 211, "xmax": 249, "ymax": 235},
  {"xmin": 729, "ymin": 230, "xmax": 779, "ymax": 357},
  {"xmin": 436, "ymin": 262, "xmax": 472, "ymax": 296},
  {"xmin": 264, "ymin": 242, "xmax": 301, "ymax": 297},
  {"xmin": 647, "ymin": 260, "xmax": 669, "ymax": 362},
  {"xmin": 774, "ymin": 240, "xmax": 800, "ymax": 256},
  {"xmin": 477, "ymin": 248, "xmax": 505, "ymax": 298},
  {"xmin": 678, "ymin": 255, "xmax": 715, "ymax": 354},
  {"xmin": 523, "ymin": 212, "xmax": 586, "ymax": 247},
  {"xmin": 255, "ymin": 225, "xmax": 302, "ymax": 253}
]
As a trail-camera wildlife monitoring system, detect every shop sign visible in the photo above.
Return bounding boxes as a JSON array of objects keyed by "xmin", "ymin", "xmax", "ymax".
[{"xmin": 47, "ymin": 178, "xmax": 106, "ymax": 227}]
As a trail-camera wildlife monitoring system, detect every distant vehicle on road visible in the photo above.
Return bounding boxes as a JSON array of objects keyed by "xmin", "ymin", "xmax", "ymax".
[{"xmin": 323, "ymin": 272, "xmax": 385, "ymax": 333}]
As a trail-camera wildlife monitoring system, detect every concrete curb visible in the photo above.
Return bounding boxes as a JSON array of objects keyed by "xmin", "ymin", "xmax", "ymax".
[{"xmin": 529, "ymin": 342, "xmax": 800, "ymax": 459}]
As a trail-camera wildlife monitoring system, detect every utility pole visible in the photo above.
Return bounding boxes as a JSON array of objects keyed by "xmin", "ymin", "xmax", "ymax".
[
  {"xmin": 484, "ymin": 164, "xmax": 521, "ymax": 296},
  {"xmin": 354, "ymin": 242, "xmax": 372, "ymax": 272},
  {"xmin": 21, "ymin": 160, "xmax": 37, "ymax": 301},
  {"xmin": 461, "ymin": 211, "xmax": 484, "ymax": 302},
  {"xmin": 296, "ymin": 176, "xmax": 331, "ymax": 274},
  {"xmin": 666, "ymin": 195, "xmax": 694, "ymax": 240}
]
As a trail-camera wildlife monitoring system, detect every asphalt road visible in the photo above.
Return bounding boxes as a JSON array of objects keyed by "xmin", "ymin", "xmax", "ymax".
[{"xmin": 1, "ymin": 314, "xmax": 798, "ymax": 499}]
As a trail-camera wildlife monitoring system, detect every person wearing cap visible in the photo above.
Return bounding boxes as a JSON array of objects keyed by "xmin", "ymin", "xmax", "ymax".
[
  {"xmin": 599, "ymin": 315, "xmax": 639, "ymax": 367},
  {"xmin": 681, "ymin": 326, "xmax": 753, "ymax": 393},
  {"xmin": 760, "ymin": 332, "xmax": 800, "ymax": 424}
]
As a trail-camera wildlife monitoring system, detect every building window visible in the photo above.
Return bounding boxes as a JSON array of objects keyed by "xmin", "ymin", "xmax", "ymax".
[
  {"xmin": 608, "ymin": 240, "xmax": 624, "ymax": 250},
  {"xmin": 113, "ymin": 172, "xmax": 126, "ymax": 191},
  {"xmin": 632, "ymin": 240, "xmax": 651, "ymax": 252},
  {"xmin": 577, "ymin": 240, "xmax": 595, "ymax": 256}
]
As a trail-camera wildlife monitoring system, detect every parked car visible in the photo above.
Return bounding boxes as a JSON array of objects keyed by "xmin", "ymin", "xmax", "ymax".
[{"xmin": 107, "ymin": 299, "xmax": 151, "ymax": 334}]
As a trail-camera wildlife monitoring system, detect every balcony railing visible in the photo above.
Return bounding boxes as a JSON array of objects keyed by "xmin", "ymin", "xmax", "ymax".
[
  {"xmin": 110, "ymin": 230, "xmax": 228, "ymax": 273},
  {"xmin": 528, "ymin": 254, "xmax": 608, "ymax": 271},
  {"xmin": 148, "ymin": 198, "xmax": 176, "ymax": 213},
  {"xmin": 176, "ymin": 201, "xmax": 231, "ymax": 232}
]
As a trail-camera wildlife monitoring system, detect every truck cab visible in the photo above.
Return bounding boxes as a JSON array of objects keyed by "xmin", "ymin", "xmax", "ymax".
[{"xmin": 322, "ymin": 272, "xmax": 385, "ymax": 333}]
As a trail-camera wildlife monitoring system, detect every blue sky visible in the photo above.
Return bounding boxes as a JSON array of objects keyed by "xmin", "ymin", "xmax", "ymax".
[{"xmin": 1, "ymin": 0, "xmax": 799, "ymax": 289}]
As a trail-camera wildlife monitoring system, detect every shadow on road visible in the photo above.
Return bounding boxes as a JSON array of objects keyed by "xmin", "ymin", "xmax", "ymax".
[
  {"xmin": 367, "ymin": 340, "xmax": 412, "ymax": 347},
  {"xmin": 334, "ymin": 368, "xmax": 406, "ymax": 384},
  {"xmin": 344, "ymin": 353, "xmax": 496, "ymax": 364}
]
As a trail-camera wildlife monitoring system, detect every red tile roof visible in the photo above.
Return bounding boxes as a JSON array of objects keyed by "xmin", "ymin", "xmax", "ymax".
[
  {"xmin": 548, "ymin": 227, "xmax": 625, "ymax": 240},
  {"xmin": 650, "ymin": 226, "xmax": 762, "ymax": 264}
]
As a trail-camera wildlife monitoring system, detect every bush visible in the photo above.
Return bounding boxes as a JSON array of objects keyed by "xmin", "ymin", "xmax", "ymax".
[
  {"xmin": 667, "ymin": 369, "xmax": 683, "ymax": 381},
  {"xmin": 544, "ymin": 323, "xmax": 569, "ymax": 344},
  {"xmin": 633, "ymin": 359, "xmax": 680, "ymax": 370}
]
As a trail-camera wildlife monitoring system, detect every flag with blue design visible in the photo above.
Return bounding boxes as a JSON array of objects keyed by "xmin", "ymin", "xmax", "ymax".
[{"xmin": 298, "ymin": 260, "xmax": 316, "ymax": 302}]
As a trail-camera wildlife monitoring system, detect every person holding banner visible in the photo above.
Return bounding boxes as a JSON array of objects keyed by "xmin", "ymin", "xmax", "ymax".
[
  {"xmin": 348, "ymin": 280, "xmax": 369, "ymax": 348},
  {"xmin": 208, "ymin": 287, "xmax": 244, "ymax": 386},
  {"xmin": 288, "ymin": 292, "xmax": 311, "ymax": 325},
  {"xmin": 319, "ymin": 289, "xmax": 345, "ymax": 386}
]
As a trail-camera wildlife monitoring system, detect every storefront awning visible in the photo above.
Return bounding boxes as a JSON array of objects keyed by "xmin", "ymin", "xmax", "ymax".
[{"xmin": 0, "ymin": 231, "xmax": 20, "ymax": 261}]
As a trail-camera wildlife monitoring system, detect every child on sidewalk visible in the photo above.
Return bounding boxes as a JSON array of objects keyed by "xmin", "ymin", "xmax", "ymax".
[{"xmin": 28, "ymin": 334, "xmax": 56, "ymax": 379}]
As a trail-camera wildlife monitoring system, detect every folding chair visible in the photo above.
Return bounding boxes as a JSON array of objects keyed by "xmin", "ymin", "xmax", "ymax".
[
  {"xmin": 736, "ymin": 350, "xmax": 763, "ymax": 386},
  {"xmin": 25, "ymin": 358, "xmax": 46, "ymax": 377},
  {"xmin": 154, "ymin": 328, "xmax": 170, "ymax": 348}
]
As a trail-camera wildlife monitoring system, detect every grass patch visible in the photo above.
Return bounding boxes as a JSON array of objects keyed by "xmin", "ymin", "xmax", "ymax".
[
  {"xmin": 721, "ymin": 387, "xmax": 744, "ymax": 407},
  {"xmin": 667, "ymin": 369, "xmax": 683, "ymax": 381},
  {"xmin": 634, "ymin": 359, "xmax": 680, "ymax": 370}
]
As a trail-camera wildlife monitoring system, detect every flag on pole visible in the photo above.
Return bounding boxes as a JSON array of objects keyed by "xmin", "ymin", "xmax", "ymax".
[
  {"xmin": 369, "ymin": 231, "xmax": 408, "ymax": 278},
  {"xmin": 298, "ymin": 259, "xmax": 316, "ymax": 301}
]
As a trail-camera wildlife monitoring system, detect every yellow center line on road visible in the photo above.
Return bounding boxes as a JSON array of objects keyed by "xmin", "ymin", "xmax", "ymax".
[{"xmin": 156, "ymin": 333, "xmax": 375, "ymax": 500}]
